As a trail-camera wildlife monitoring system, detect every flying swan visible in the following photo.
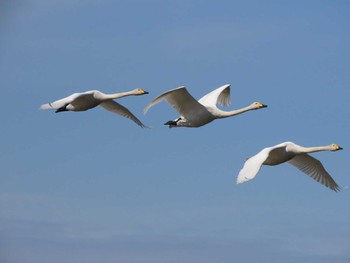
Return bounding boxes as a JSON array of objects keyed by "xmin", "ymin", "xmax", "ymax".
[
  {"xmin": 236, "ymin": 141, "xmax": 343, "ymax": 191},
  {"xmin": 144, "ymin": 84, "xmax": 267, "ymax": 128},
  {"xmin": 40, "ymin": 89, "xmax": 149, "ymax": 127}
]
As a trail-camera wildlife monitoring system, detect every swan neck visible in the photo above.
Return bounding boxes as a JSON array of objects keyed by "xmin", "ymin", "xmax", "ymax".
[
  {"xmin": 298, "ymin": 145, "xmax": 331, "ymax": 153},
  {"xmin": 217, "ymin": 105, "xmax": 253, "ymax": 118},
  {"xmin": 103, "ymin": 91, "xmax": 134, "ymax": 100}
]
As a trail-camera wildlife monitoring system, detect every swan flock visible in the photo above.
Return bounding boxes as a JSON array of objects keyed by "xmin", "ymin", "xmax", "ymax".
[{"xmin": 41, "ymin": 84, "xmax": 343, "ymax": 192}]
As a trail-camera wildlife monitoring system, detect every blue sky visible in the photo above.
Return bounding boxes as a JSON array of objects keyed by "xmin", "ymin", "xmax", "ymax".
[{"xmin": 0, "ymin": 0, "xmax": 349, "ymax": 262}]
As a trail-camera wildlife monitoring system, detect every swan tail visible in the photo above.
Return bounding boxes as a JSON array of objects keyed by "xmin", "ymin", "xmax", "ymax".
[{"xmin": 40, "ymin": 103, "xmax": 54, "ymax": 110}]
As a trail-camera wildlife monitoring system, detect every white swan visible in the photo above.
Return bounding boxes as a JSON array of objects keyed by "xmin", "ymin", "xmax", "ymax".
[
  {"xmin": 144, "ymin": 84, "xmax": 267, "ymax": 128},
  {"xmin": 236, "ymin": 142, "xmax": 343, "ymax": 191},
  {"xmin": 40, "ymin": 89, "xmax": 149, "ymax": 127}
]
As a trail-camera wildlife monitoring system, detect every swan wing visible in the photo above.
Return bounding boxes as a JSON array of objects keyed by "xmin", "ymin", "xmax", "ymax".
[
  {"xmin": 144, "ymin": 86, "xmax": 208, "ymax": 118},
  {"xmin": 198, "ymin": 84, "xmax": 231, "ymax": 107},
  {"xmin": 288, "ymin": 154, "xmax": 340, "ymax": 191},
  {"xmin": 237, "ymin": 148, "xmax": 270, "ymax": 184},
  {"xmin": 40, "ymin": 91, "xmax": 96, "ymax": 110},
  {"xmin": 100, "ymin": 100, "xmax": 146, "ymax": 127}
]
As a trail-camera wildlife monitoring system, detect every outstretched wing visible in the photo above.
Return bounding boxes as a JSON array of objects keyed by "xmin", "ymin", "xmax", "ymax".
[
  {"xmin": 40, "ymin": 91, "xmax": 96, "ymax": 110},
  {"xmin": 198, "ymin": 84, "xmax": 231, "ymax": 108},
  {"xmin": 288, "ymin": 154, "xmax": 340, "ymax": 192},
  {"xmin": 144, "ymin": 86, "xmax": 208, "ymax": 119},
  {"xmin": 100, "ymin": 100, "xmax": 147, "ymax": 128},
  {"xmin": 236, "ymin": 148, "xmax": 269, "ymax": 184}
]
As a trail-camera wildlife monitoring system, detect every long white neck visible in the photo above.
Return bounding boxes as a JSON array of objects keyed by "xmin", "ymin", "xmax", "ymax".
[
  {"xmin": 295, "ymin": 145, "xmax": 334, "ymax": 154},
  {"xmin": 102, "ymin": 90, "xmax": 135, "ymax": 100},
  {"xmin": 214, "ymin": 105, "xmax": 256, "ymax": 118}
]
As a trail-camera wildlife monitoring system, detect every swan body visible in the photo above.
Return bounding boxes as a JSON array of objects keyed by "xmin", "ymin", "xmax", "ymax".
[
  {"xmin": 144, "ymin": 84, "xmax": 267, "ymax": 128},
  {"xmin": 236, "ymin": 142, "xmax": 342, "ymax": 191},
  {"xmin": 40, "ymin": 89, "xmax": 149, "ymax": 127}
]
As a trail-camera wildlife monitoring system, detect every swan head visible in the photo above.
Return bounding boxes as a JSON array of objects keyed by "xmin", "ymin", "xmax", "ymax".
[
  {"xmin": 330, "ymin": 144, "xmax": 343, "ymax": 151},
  {"xmin": 134, "ymin": 88, "xmax": 149, "ymax": 95},
  {"xmin": 251, "ymin": 102, "xmax": 268, "ymax": 109}
]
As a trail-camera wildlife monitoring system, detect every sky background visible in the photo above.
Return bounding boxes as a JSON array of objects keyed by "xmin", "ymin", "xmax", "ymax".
[{"xmin": 0, "ymin": 0, "xmax": 350, "ymax": 262}]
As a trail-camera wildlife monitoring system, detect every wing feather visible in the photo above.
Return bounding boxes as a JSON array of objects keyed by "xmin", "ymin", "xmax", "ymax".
[
  {"xmin": 237, "ymin": 149, "xmax": 269, "ymax": 184},
  {"xmin": 288, "ymin": 154, "xmax": 340, "ymax": 192},
  {"xmin": 100, "ymin": 100, "xmax": 146, "ymax": 128},
  {"xmin": 144, "ymin": 87, "xmax": 208, "ymax": 119},
  {"xmin": 198, "ymin": 84, "xmax": 231, "ymax": 108}
]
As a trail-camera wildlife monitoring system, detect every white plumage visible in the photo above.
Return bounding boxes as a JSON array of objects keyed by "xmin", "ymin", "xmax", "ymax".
[
  {"xmin": 40, "ymin": 89, "xmax": 148, "ymax": 127},
  {"xmin": 144, "ymin": 84, "xmax": 267, "ymax": 128},
  {"xmin": 237, "ymin": 141, "xmax": 342, "ymax": 192}
]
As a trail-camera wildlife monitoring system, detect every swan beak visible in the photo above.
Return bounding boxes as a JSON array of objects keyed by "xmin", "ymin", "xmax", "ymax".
[
  {"xmin": 259, "ymin": 103, "xmax": 268, "ymax": 108},
  {"xmin": 337, "ymin": 146, "xmax": 343, "ymax": 150},
  {"xmin": 142, "ymin": 90, "xmax": 149, "ymax": 94}
]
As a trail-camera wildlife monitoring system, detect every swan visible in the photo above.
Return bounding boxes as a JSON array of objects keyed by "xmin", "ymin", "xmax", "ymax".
[
  {"xmin": 236, "ymin": 141, "xmax": 343, "ymax": 191},
  {"xmin": 144, "ymin": 84, "xmax": 267, "ymax": 128},
  {"xmin": 40, "ymin": 89, "xmax": 149, "ymax": 127}
]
